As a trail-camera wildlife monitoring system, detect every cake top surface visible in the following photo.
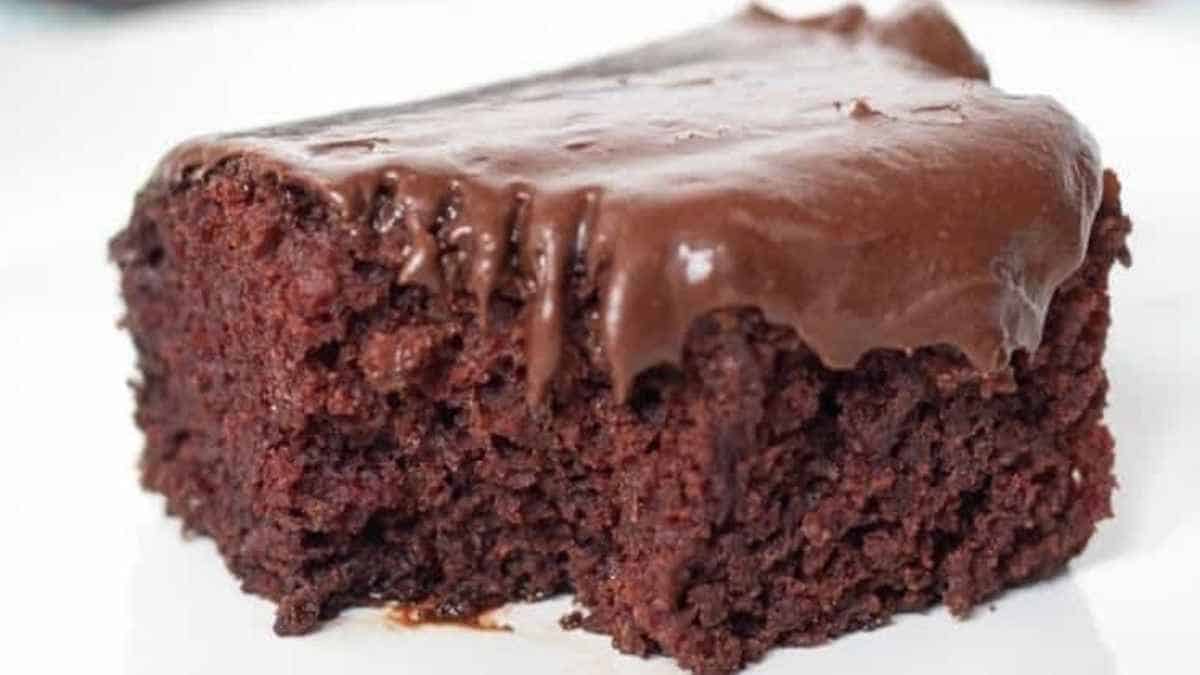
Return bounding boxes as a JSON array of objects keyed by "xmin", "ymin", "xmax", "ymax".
[{"xmin": 157, "ymin": 1, "xmax": 1103, "ymax": 400}]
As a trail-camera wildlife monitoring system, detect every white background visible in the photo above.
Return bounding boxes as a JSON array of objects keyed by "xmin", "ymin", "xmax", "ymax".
[{"xmin": 1, "ymin": 0, "xmax": 1198, "ymax": 673}]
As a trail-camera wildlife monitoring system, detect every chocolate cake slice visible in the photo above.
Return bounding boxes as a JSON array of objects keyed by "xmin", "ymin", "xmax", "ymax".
[{"xmin": 111, "ymin": 3, "xmax": 1131, "ymax": 673}]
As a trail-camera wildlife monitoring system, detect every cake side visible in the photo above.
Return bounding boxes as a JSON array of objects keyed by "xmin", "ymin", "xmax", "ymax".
[
  {"xmin": 574, "ymin": 173, "xmax": 1130, "ymax": 673},
  {"xmin": 113, "ymin": 162, "xmax": 624, "ymax": 631},
  {"xmin": 111, "ymin": 150, "xmax": 1129, "ymax": 672}
]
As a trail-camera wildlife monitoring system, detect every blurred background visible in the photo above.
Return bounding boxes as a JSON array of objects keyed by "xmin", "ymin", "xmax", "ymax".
[{"xmin": 2, "ymin": 1, "xmax": 1198, "ymax": 674}]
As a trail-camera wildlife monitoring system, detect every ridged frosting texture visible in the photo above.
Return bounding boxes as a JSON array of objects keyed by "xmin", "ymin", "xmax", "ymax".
[{"xmin": 156, "ymin": 1, "xmax": 1103, "ymax": 401}]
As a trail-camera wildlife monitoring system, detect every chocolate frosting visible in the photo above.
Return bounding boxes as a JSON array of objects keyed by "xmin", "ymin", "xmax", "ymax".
[{"xmin": 154, "ymin": 2, "xmax": 1103, "ymax": 402}]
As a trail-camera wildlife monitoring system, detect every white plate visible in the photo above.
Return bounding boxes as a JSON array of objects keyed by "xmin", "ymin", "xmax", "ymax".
[{"xmin": 2, "ymin": 1, "xmax": 1197, "ymax": 673}]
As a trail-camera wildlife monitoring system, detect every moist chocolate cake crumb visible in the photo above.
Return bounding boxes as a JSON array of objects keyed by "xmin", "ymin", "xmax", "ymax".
[
  {"xmin": 560, "ymin": 611, "xmax": 585, "ymax": 631},
  {"xmin": 110, "ymin": 3, "xmax": 1131, "ymax": 673}
]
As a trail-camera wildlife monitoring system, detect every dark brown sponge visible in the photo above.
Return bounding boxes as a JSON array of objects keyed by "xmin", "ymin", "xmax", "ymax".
[{"xmin": 112, "ymin": 164, "xmax": 1129, "ymax": 673}]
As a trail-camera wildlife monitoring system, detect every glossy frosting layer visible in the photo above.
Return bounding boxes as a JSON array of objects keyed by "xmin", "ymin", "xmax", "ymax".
[{"xmin": 155, "ymin": 2, "xmax": 1103, "ymax": 401}]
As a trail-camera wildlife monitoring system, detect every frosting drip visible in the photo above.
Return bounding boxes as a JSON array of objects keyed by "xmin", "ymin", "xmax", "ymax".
[{"xmin": 153, "ymin": 2, "xmax": 1103, "ymax": 401}]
